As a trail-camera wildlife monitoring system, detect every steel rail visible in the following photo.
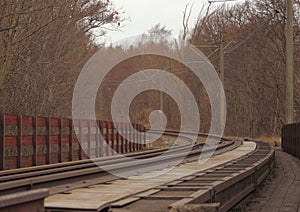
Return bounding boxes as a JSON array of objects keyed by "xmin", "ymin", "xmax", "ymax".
[
  {"xmin": 0, "ymin": 131, "xmax": 236, "ymax": 196},
  {"xmin": 106, "ymin": 141, "xmax": 274, "ymax": 212},
  {"xmin": 0, "ymin": 130, "xmax": 228, "ymax": 181},
  {"xmin": 0, "ymin": 130, "xmax": 227, "ymax": 178},
  {"xmin": 0, "ymin": 132, "xmax": 196, "ymax": 183},
  {"xmin": 0, "ymin": 130, "xmax": 196, "ymax": 177}
]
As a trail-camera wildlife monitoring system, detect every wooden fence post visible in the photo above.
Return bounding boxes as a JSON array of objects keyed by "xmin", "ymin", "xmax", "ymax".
[
  {"xmin": 17, "ymin": 115, "xmax": 22, "ymax": 168},
  {"xmin": 110, "ymin": 123, "xmax": 114, "ymax": 155},
  {"xmin": 124, "ymin": 123, "xmax": 128, "ymax": 153},
  {"xmin": 143, "ymin": 126, "xmax": 147, "ymax": 148},
  {"xmin": 69, "ymin": 119, "xmax": 73, "ymax": 162},
  {"xmin": 78, "ymin": 120, "xmax": 82, "ymax": 160},
  {"xmin": 99, "ymin": 120, "xmax": 104, "ymax": 157},
  {"xmin": 0, "ymin": 114, "xmax": 5, "ymax": 170},
  {"xmin": 87, "ymin": 120, "xmax": 91, "ymax": 158},
  {"xmin": 139, "ymin": 125, "xmax": 142, "ymax": 150},
  {"xmin": 134, "ymin": 124, "xmax": 137, "ymax": 151},
  {"xmin": 116, "ymin": 123, "xmax": 120, "ymax": 153},
  {"xmin": 46, "ymin": 117, "xmax": 51, "ymax": 164},
  {"xmin": 32, "ymin": 117, "xmax": 37, "ymax": 166},
  {"xmin": 120, "ymin": 123, "xmax": 124, "ymax": 154},
  {"xmin": 95, "ymin": 120, "xmax": 99, "ymax": 158},
  {"xmin": 58, "ymin": 119, "xmax": 63, "ymax": 163},
  {"xmin": 129, "ymin": 124, "xmax": 132, "ymax": 152},
  {"xmin": 105, "ymin": 122, "xmax": 109, "ymax": 156}
]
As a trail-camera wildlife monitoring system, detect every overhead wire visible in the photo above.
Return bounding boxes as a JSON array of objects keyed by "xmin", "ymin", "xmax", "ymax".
[{"xmin": 224, "ymin": 19, "xmax": 271, "ymax": 54}]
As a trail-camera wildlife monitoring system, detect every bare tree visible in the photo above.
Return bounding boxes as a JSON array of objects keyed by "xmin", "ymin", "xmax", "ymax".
[
  {"xmin": 0, "ymin": 0, "xmax": 122, "ymax": 117},
  {"xmin": 182, "ymin": 3, "xmax": 193, "ymax": 41},
  {"xmin": 190, "ymin": 0, "xmax": 300, "ymax": 137}
]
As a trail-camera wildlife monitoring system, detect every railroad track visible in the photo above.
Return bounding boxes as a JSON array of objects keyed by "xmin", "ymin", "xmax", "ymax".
[
  {"xmin": 108, "ymin": 141, "xmax": 274, "ymax": 212},
  {"xmin": 0, "ymin": 131, "xmax": 234, "ymax": 196},
  {"xmin": 0, "ymin": 131, "xmax": 274, "ymax": 212}
]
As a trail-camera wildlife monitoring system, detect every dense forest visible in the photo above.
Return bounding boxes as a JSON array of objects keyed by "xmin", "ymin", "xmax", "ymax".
[
  {"xmin": 0, "ymin": 0, "xmax": 121, "ymax": 116},
  {"xmin": 0, "ymin": 0, "xmax": 299, "ymax": 138},
  {"xmin": 190, "ymin": 0, "xmax": 300, "ymax": 136}
]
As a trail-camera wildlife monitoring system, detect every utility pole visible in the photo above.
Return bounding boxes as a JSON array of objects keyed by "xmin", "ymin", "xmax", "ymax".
[
  {"xmin": 219, "ymin": 41, "xmax": 225, "ymax": 129},
  {"xmin": 160, "ymin": 83, "xmax": 163, "ymax": 114},
  {"xmin": 220, "ymin": 41, "xmax": 225, "ymax": 89},
  {"xmin": 286, "ymin": 0, "xmax": 294, "ymax": 123}
]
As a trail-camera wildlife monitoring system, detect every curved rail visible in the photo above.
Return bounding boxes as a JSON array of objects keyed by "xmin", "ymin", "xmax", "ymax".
[
  {"xmin": 107, "ymin": 141, "xmax": 274, "ymax": 212},
  {"xmin": 0, "ymin": 131, "xmax": 237, "ymax": 196}
]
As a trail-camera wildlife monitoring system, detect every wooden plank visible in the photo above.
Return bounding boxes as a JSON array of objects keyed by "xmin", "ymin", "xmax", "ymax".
[
  {"xmin": 110, "ymin": 197, "xmax": 140, "ymax": 207},
  {"xmin": 51, "ymin": 118, "xmax": 59, "ymax": 127},
  {"xmin": 21, "ymin": 136, "xmax": 34, "ymax": 145},
  {"xmin": 0, "ymin": 114, "xmax": 5, "ymax": 170},
  {"xmin": 32, "ymin": 117, "xmax": 37, "ymax": 166},
  {"xmin": 37, "ymin": 136, "xmax": 47, "ymax": 145},
  {"xmin": 69, "ymin": 120, "xmax": 73, "ymax": 161},
  {"xmin": 36, "ymin": 117, "xmax": 47, "ymax": 127},
  {"xmin": 58, "ymin": 119, "xmax": 63, "ymax": 163},
  {"xmin": 0, "ymin": 188, "xmax": 49, "ymax": 211},
  {"xmin": 46, "ymin": 117, "xmax": 51, "ymax": 164},
  {"xmin": 17, "ymin": 115, "xmax": 22, "ymax": 168},
  {"xmin": 5, "ymin": 136, "xmax": 17, "ymax": 146},
  {"xmin": 135, "ymin": 189, "xmax": 160, "ymax": 197},
  {"xmin": 50, "ymin": 135, "xmax": 59, "ymax": 144},
  {"xmin": 22, "ymin": 116, "xmax": 33, "ymax": 126},
  {"xmin": 4, "ymin": 114, "xmax": 17, "ymax": 126}
]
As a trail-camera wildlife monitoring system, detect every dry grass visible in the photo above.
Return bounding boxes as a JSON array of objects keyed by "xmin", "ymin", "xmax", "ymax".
[
  {"xmin": 225, "ymin": 136, "xmax": 244, "ymax": 141},
  {"xmin": 254, "ymin": 136, "xmax": 281, "ymax": 142},
  {"xmin": 254, "ymin": 136, "xmax": 281, "ymax": 147},
  {"xmin": 225, "ymin": 135, "xmax": 281, "ymax": 147}
]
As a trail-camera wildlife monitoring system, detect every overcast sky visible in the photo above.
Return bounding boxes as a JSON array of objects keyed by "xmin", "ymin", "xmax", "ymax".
[{"xmin": 106, "ymin": 0, "xmax": 246, "ymax": 44}]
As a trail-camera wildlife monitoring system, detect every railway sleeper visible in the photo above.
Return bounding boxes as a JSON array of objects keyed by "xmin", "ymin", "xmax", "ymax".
[{"xmin": 107, "ymin": 142, "xmax": 274, "ymax": 212}]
